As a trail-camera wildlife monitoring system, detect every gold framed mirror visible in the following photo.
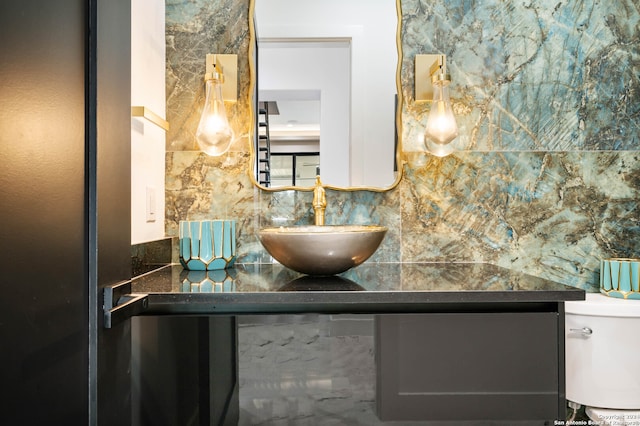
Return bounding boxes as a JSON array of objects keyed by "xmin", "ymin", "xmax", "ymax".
[{"xmin": 248, "ymin": 0, "xmax": 404, "ymax": 192}]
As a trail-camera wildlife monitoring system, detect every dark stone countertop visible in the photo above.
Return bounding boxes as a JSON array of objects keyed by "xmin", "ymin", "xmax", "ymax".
[{"xmin": 128, "ymin": 262, "xmax": 585, "ymax": 316}]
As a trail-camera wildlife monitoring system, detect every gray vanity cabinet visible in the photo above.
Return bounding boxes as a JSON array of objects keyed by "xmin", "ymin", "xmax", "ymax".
[
  {"xmin": 124, "ymin": 263, "xmax": 580, "ymax": 424},
  {"xmin": 376, "ymin": 309, "xmax": 563, "ymax": 423}
]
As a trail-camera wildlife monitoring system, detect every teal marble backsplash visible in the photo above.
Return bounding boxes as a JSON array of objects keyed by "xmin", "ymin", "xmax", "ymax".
[
  {"xmin": 165, "ymin": 0, "xmax": 639, "ymax": 291},
  {"xmin": 401, "ymin": 0, "xmax": 640, "ymax": 152}
]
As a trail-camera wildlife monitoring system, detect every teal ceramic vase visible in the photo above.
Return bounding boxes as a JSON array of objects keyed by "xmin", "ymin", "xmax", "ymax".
[
  {"xmin": 600, "ymin": 258, "xmax": 640, "ymax": 300},
  {"xmin": 179, "ymin": 220, "xmax": 237, "ymax": 270}
]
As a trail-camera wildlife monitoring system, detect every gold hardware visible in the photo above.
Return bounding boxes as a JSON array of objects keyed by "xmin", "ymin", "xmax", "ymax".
[
  {"xmin": 205, "ymin": 54, "xmax": 238, "ymax": 102},
  {"xmin": 415, "ymin": 54, "xmax": 449, "ymax": 102},
  {"xmin": 131, "ymin": 106, "xmax": 169, "ymax": 131},
  {"xmin": 312, "ymin": 175, "xmax": 327, "ymax": 226}
]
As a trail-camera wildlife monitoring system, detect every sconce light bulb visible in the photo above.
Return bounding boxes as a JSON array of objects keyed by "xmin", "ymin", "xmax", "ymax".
[
  {"xmin": 424, "ymin": 79, "xmax": 458, "ymax": 156},
  {"xmin": 196, "ymin": 77, "xmax": 234, "ymax": 156}
]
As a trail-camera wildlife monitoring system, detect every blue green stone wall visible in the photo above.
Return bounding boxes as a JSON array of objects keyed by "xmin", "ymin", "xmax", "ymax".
[{"xmin": 166, "ymin": 0, "xmax": 640, "ymax": 291}]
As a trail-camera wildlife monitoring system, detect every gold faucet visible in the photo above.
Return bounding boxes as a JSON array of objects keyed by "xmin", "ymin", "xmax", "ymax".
[{"xmin": 312, "ymin": 175, "xmax": 326, "ymax": 226}]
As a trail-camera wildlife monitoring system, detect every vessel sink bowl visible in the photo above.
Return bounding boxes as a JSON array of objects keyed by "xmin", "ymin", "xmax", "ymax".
[{"xmin": 258, "ymin": 225, "xmax": 387, "ymax": 276}]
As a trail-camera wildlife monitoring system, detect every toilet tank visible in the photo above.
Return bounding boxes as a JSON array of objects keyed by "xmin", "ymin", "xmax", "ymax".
[{"xmin": 565, "ymin": 293, "xmax": 640, "ymax": 409}]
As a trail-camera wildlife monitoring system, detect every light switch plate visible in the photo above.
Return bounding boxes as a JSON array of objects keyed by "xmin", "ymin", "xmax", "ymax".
[{"xmin": 146, "ymin": 186, "xmax": 156, "ymax": 222}]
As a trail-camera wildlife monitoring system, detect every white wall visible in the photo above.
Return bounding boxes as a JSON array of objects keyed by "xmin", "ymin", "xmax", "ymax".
[
  {"xmin": 255, "ymin": 0, "xmax": 397, "ymax": 187},
  {"xmin": 131, "ymin": 0, "xmax": 166, "ymax": 244},
  {"xmin": 259, "ymin": 42, "xmax": 351, "ymax": 186}
]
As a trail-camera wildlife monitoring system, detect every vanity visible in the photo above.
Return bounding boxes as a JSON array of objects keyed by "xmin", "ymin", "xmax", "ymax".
[{"xmin": 110, "ymin": 262, "xmax": 584, "ymax": 425}]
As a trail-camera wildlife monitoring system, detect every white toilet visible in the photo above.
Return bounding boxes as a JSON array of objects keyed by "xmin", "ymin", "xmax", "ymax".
[{"xmin": 565, "ymin": 293, "xmax": 640, "ymax": 425}]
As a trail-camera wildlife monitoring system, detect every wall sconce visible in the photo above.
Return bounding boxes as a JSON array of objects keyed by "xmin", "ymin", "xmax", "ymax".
[
  {"xmin": 195, "ymin": 54, "xmax": 237, "ymax": 156},
  {"xmin": 415, "ymin": 54, "xmax": 458, "ymax": 157}
]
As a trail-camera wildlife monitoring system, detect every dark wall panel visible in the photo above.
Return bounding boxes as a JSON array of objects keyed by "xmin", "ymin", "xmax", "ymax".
[
  {"xmin": 0, "ymin": 1, "xmax": 134, "ymax": 424},
  {"xmin": 93, "ymin": 0, "xmax": 133, "ymax": 424},
  {"xmin": 0, "ymin": 1, "xmax": 89, "ymax": 424}
]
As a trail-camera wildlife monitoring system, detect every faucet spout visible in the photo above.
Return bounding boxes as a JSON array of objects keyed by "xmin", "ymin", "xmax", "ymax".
[{"xmin": 312, "ymin": 175, "xmax": 326, "ymax": 226}]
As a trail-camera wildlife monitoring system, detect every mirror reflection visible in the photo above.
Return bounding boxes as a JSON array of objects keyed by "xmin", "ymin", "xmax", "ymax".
[{"xmin": 252, "ymin": 0, "xmax": 401, "ymax": 190}]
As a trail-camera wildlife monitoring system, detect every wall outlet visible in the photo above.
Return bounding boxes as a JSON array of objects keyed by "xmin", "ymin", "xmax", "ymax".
[{"xmin": 146, "ymin": 186, "xmax": 156, "ymax": 222}]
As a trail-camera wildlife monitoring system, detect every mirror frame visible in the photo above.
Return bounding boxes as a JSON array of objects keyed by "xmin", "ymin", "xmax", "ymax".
[{"xmin": 247, "ymin": 0, "xmax": 404, "ymax": 193}]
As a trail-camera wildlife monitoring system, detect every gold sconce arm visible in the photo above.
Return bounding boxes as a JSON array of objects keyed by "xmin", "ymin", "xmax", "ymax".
[{"xmin": 131, "ymin": 106, "xmax": 169, "ymax": 131}]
